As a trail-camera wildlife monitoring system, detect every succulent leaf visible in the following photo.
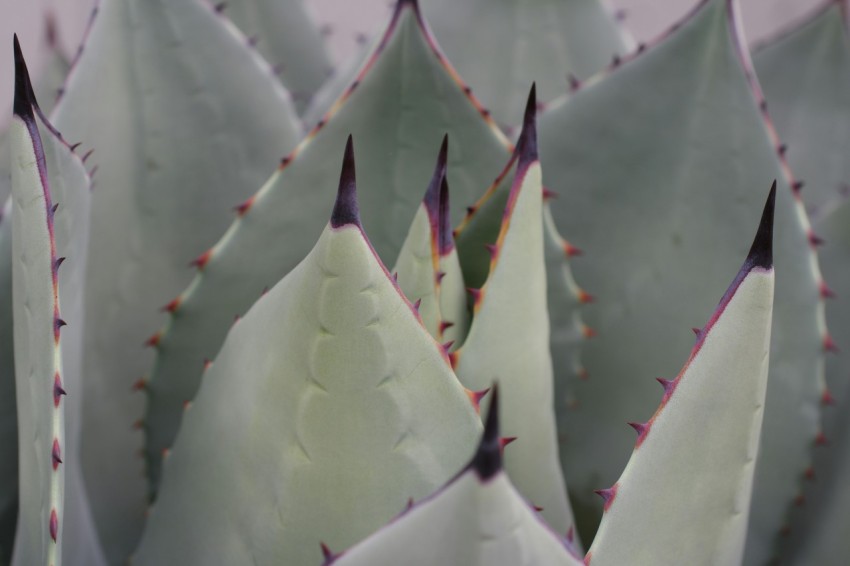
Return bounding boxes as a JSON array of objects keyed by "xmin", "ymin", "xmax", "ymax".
[
  {"xmin": 9, "ymin": 37, "xmax": 106, "ymax": 566},
  {"xmin": 218, "ymin": 0, "xmax": 333, "ymax": 113},
  {"xmin": 331, "ymin": 386, "xmax": 584, "ymax": 566},
  {"xmin": 420, "ymin": 0, "xmax": 634, "ymax": 128},
  {"xmin": 0, "ymin": 198, "xmax": 15, "ymax": 563},
  {"xmin": 753, "ymin": 5, "xmax": 850, "ymax": 563},
  {"xmin": 392, "ymin": 137, "xmax": 469, "ymax": 345},
  {"xmin": 49, "ymin": 0, "xmax": 301, "ymax": 558},
  {"xmin": 585, "ymin": 187, "xmax": 776, "ymax": 566},
  {"xmin": 143, "ymin": 0, "xmax": 520, "ymax": 495},
  {"xmin": 132, "ymin": 140, "xmax": 481, "ymax": 566},
  {"xmin": 453, "ymin": 89, "xmax": 578, "ymax": 540},
  {"xmin": 538, "ymin": 0, "xmax": 825, "ymax": 544}
]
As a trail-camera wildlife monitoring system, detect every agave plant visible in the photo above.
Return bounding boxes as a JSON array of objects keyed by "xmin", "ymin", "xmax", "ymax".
[{"xmin": 0, "ymin": 0, "xmax": 847, "ymax": 565}]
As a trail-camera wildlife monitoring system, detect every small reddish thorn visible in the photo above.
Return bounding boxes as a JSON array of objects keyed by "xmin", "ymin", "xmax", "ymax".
[
  {"xmin": 822, "ymin": 389, "xmax": 836, "ymax": 406},
  {"xmin": 54, "ymin": 257, "xmax": 66, "ymax": 270},
  {"xmin": 499, "ymin": 436, "xmax": 516, "ymax": 455},
  {"xmin": 144, "ymin": 332, "xmax": 161, "ymax": 348},
  {"xmin": 406, "ymin": 498, "xmax": 414, "ymax": 511},
  {"xmin": 532, "ymin": 505, "xmax": 544, "ymax": 512},
  {"xmin": 280, "ymin": 156, "xmax": 292, "ymax": 167},
  {"xmin": 82, "ymin": 148, "xmax": 94, "ymax": 163},
  {"xmin": 247, "ymin": 35, "xmax": 259, "ymax": 47},
  {"xmin": 809, "ymin": 232, "xmax": 825, "ymax": 247},
  {"xmin": 637, "ymin": 42, "xmax": 647, "ymax": 52},
  {"xmin": 692, "ymin": 327, "xmax": 701, "ymax": 337},
  {"xmin": 439, "ymin": 321, "xmax": 454, "ymax": 334},
  {"xmin": 566, "ymin": 527, "xmax": 575, "ymax": 543},
  {"xmin": 567, "ymin": 73, "xmax": 581, "ymax": 91},
  {"xmin": 51, "ymin": 203, "xmax": 59, "ymax": 214},
  {"xmin": 442, "ymin": 340, "xmax": 455, "ymax": 352},
  {"xmin": 578, "ymin": 289, "xmax": 594, "ymax": 304},
  {"xmin": 656, "ymin": 377, "xmax": 674, "ymax": 394},
  {"xmin": 320, "ymin": 543, "xmax": 333, "ymax": 561},
  {"xmin": 792, "ymin": 180, "xmax": 805, "ymax": 192},
  {"xmin": 161, "ymin": 448, "xmax": 171, "ymax": 459},
  {"xmin": 627, "ymin": 422, "xmax": 647, "ymax": 437},
  {"xmin": 261, "ymin": 286, "xmax": 269, "ymax": 296},
  {"xmin": 203, "ymin": 358, "xmax": 212, "ymax": 371},
  {"xmin": 815, "ymin": 431, "xmax": 828, "ymax": 446},
  {"xmin": 214, "ymin": 2, "xmax": 227, "ymax": 13},
  {"xmin": 190, "ymin": 249, "xmax": 212, "ymax": 270},
  {"xmin": 53, "ymin": 374, "xmax": 66, "ymax": 407},
  {"xmin": 467, "ymin": 287, "xmax": 482, "ymax": 303},
  {"xmin": 542, "ymin": 187, "xmax": 559, "ymax": 200},
  {"xmin": 612, "ymin": 55, "xmax": 621, "ymax": 66},
  {"xmin": 49, "ymin": 509, "xmax": 58, "ymax": 542},
  {"xmin": 161, "ymin": 298, "xmax": 180, "ymax": 313},
  {"xmin": 51, "ymin": 439, "xmax": 62, "ymax": 470},
  {"xmin": 760, "ymin": 100, "xmax": 768, "ymax": 112},
  {"xmin": 563, "ymin": 242, "xmax": 582, "ymax": 257},
  {"xmin": 413, "ymin": 299, "xmax": 422, "ymax": 312},
  {"xmin": 234, "ymin": 198, "xmax": 253, "ymax": 216},
  {"xmin": 466, "ymin": 388, "xmax": 489, "ymax": 413},
  {"xmin": 316, "ymin": 119, "xmax": 326, "ymax": 130},
  {"xmin": 69, "ymin": 142, "xmax": 81, "ymax": 152},
  {"xmin": 582, "ymin": 325, "xmax": 596, "ymax": 338},
  {"xmin": 131, "ymin": 378, "xmax": 147, "ymax": 392},
  {"xmin": 485, "ymin": 243, "xmax": 498, "ymax": 259},
  {"xmin": 183, "ymin": 400, "xmax": 192, "ymax": 411},
  {"xmin": 392, "ymin": 272, "xmax": 399, "ymax": 282},
  {"xmin": 823, "ymin": 334, "xmax": 839, "ymax": 353},
  {"xmin": 435, "ymin": 270, "xmax": 446, "ymax": 283},
  {"xmin": 577, "ymin": 368, "xmax": 588, "ymax": 380},
  {"xmin": 594, "ymin": 485, "xmax": 618, "ymax": 511},
  {"xmin": 463, "ymin": 86, "xmax": 472, "ymax": 95},
  {"xmin": 820, "ymin": 281, "xmax": 836, "ymax": 299},
  {"xmin": 778, "ymin": 143, "xmax": 788, "ymax": 155},
  {"xmin": 466, "ymin": 205, "xmax": 477, "ymax": 215},
  {"xmin": 804, "ymin": 467, "xmax": 816, "ymax": 480}
]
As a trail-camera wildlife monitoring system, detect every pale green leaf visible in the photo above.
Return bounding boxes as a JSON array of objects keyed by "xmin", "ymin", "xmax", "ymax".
[
  {"xmin": 538, "ymin": 0, "xmax": 825, "ymax": 546},
  {"xmin": 221, "ymin": 0, "xmax": 333, "ymax": 113},
  {"xmin": 144, "ymin": 0, "xmax": 511, "ymax": 495},
  {"xmin": 454, "ymin": 97, "xmax": 577, "ymax": 540},
  {"xmin": 420, "ymin": 0, "xmax": 634, "ymax": 128},
  {"xmin": 133, "ymin": 142, "xmax": 481, "ymax": 566},
  {"xmin": 9, "ymin": 38, "xmax": 106, "ymax": 566},
  {"xmin": 586, "ymin": 190, "xmax": 775, "ymax": 566},
  {"xmin": 49, "ymin": 0, "xmax": 301, "ymax": 559},
  {"xmin": 332, "ymin": 388, "xmax": 584, "ymax": 566}
]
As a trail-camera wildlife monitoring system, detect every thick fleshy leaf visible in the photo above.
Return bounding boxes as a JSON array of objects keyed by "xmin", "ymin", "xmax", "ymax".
[
  {"xmin": 9, "ymin": 38, "xmax": 106, "ymax": 566},
  {"xmin": 538, "ymin": 0, "xmax": 825, "ymax": 545},
  {"xmin": 0, "ymin": 198, "xmax": 14, "ymax": 564},
  {"xmin": 753, "ymin": 7, "xmax": 850, "ymax": 561},
  {"xmin": 132, "ymin": 141, "xmax": 481, "ymax": 566},
  {"xmin": 585, "ymin": 189, "xmax": 775, "ymax": 566},
  {"xmin": 420, "ymin": 0, "xmax": 633, "ymax": 129},
  {"xmin": 219, "ymin": 0, "xmax": 333, "ymax": 112},
  {"xmin": 331, "ymin": 387, "xmax": 584, "ymax": 566},
  {"xmin": 454, "ymin": 93, "xmax": 576, "ymax": 540},
  {"xmin": 49, "ymin": 0, "xmax": 301, "ymax": 559},
  {"xmin": 392, "ymin": 138, "xmax": 468, "ymax": 345},
  {"xmin": 143, "ymin": 0, "xmax": 513, "ymax": 493}
]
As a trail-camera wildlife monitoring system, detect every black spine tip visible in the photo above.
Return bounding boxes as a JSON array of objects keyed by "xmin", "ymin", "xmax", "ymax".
[
  {"xmin": 470, "ymin": 384, "xmax": 501, "ymax": 480},
  {"xmin": 746, "ymin": 182, "xmax": 776, "ymax": 270},
  {"xmin": 13, "ymin": 35, "xmax": 37, "ymax": 121},
  {"xmin": 516, "ymin": 84, "xmax": 538, "ymax": 166},
  {"xmin": 423, "ymin": 136, "xmax": 449, "ymax": 217},
  {"xmin": 437, "ymin": 175, "xmax": 453, "ymax": 254},
  {"xmin": 330, "ymin": 135, "xmax": 360, "ymax": 228}
]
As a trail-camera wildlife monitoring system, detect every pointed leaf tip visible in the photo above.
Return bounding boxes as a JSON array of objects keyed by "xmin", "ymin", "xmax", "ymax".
[
  {"xmin": 423, "ymin": 137, "xmax": 449, "ymax": 217},
  {"xmin": 469, "ymin": 383, "xmax": 500, "ymax": 480},
  {"xmin": 516, "ymin": 84, "xmax": 538, "ymax": 166},
  {"xmin": 438, "ymin": 176, "xmax": 453, "ymax": 254},
  {"xmin": 330, "ymin": 135, "xmax": 361, "ymax": 228},
  {"xmin": 746, "ymin": 182, "xmax": 775, "ymax": 270},
  {"xmin": 13, "ymin": 34, "xmax": 37, "ymax": 121}
]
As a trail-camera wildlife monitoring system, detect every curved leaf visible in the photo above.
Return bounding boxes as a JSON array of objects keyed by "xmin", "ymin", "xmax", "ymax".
[
  {"xmin": 220, "ymin": 0, "xmax": 333, "ymax": 112},
  {"xmin": 133, "ymin": 140, "xmax": 481, "ymax": 566},
  {"xmin": 49, "ymin": 0, "xmax": 301, "ymax": 558},
  {"xmin": 9, "ymin": 37, "xmax": 106, "ymax": 566},
  {"xmin": 586, "ymin": 189, "xmax": 775, "ymax": 566},
  {"xmin": 143, "ymin": 0, "xmax": 512, "ymax": 493},
  {"xmin": 538, "ymin": 0, "xmax": 825, "ymax": 546},
  {"xmin": 0, "ymin": 198, "xmax": 14, "ymax": 564},
  {"xmin": 420, "ymin": 0, "xmax": 633, "ymax": 128},
  {"xmin": 331, "ymin": 387, "xmax": 584, "ymax": 566},
  {"xmin": 454, "ymin": 90, "xmax": 576, "ymax": 539}
]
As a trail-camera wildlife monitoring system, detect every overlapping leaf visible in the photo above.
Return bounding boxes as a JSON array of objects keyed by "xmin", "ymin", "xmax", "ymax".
[
  {"xmin": 132, "ymin": 140, "xmax": 481, "ymax": 566},
  {"xmin": 331, "ymin": 387, "xmax": 583, "ymax": 566},
  {"xmin": 421, "ymin": 0, "xmax": 633, "ymax": 128},
  {"xmin": 9, "ymin": 38, "xmax": 106, "ymax": 566},
  {"xmin": 538, "ymin": 0, "xmax": 825, "ymax": 546},
  {"xmin": 586, "ymin": 189, "xmax": 775, "ymax": 566},
  {"xmin": 49, "ymin": 0, "xmax": 301, "ymax": 559}
]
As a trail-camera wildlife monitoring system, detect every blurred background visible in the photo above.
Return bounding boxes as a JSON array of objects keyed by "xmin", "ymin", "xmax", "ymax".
[{"xmin": 0, "ymin": 0, "xmax": 825, "ymax": 127}]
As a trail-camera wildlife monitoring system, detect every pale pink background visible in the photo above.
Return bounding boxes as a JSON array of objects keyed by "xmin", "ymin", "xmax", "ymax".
[{"xmin": 0, "ymin": 0, "xmax": 826, "ymax": 128}]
